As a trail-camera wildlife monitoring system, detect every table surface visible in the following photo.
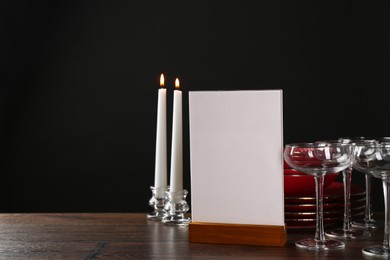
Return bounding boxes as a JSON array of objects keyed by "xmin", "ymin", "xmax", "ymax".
[{"xmin": 0, "ymin": 213, "xmax": 385, "ymax": 259}]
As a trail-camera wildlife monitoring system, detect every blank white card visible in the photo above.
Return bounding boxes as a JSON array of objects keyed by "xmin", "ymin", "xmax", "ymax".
[{"xmin": 189, "ymin": 90, "xmax": 284, "ymax": 225}]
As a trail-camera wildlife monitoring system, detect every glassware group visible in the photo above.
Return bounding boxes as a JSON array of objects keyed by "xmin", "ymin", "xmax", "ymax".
[
  {"xmin": 147, "ymin": 186, "xmax": 191, "ymax": 226},
  {"xmin": 284, "ymin": 139, "xmax": 390, "ymax": 257}
]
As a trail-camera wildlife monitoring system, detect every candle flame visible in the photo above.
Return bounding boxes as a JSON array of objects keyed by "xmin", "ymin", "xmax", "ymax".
[
  {"xmin": 160, "ymin": 73, "xmax": 165, "ymax": 87},
  {"xmin": 175, "ymin": 78, "xmax": 180, "ymax": 89}
]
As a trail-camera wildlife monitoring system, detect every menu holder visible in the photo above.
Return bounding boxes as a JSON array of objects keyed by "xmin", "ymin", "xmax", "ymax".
[
  {"xmin": 188, "ymin": 90, "xmax": 286, "ymax": 247},
  {"xmin": 189, "ymin": 222, "xmax": 287, "ymax": 247}
]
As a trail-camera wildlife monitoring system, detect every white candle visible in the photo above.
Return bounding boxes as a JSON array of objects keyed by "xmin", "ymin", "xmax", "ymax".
[
  {"xmin": 154, "ymin": 73, "xmax": 167, "ymax": 198},
  {"xmin": 169, "ymin": 78, "xmax": 183, "ymax": 197}
]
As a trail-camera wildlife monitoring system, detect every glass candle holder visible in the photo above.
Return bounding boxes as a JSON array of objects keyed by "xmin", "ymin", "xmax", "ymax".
[
  {"xmin": 147, "ymin": 186, "xmax": 168, "ymax": 220},
  {"xmin": 162, "ymin": 189, "xmax": 191, "ymax": 226}
]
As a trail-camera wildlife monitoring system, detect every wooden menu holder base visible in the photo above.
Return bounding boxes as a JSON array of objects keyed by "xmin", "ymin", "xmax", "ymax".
[{"xmin": 189, "ymin": 222, "xmax": 287, "ymax": 247}]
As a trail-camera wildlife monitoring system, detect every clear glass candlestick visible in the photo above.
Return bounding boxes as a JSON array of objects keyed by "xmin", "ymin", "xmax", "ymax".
[
  {"xmin": 147, "ymin": 186, "xmax": 168, "ymax": 220},
  {"xmin": 162, "ymin": 189, "xmax": 191, "ymax": 226}
]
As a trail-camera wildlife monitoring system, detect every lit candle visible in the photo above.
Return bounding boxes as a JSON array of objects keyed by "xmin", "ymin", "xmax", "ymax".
[
  {"xmin": 169, "ymin": 78, "xmax": 183, "ymax": 197},
  {"xmin": 154, "ymin": 73, "xmax": 167, "ymax": 198}
]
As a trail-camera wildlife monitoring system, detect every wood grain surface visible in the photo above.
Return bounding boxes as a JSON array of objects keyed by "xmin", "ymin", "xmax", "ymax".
[{"xmin": 0, "ymin": 213, "xmax": 384, "ymax": 259}]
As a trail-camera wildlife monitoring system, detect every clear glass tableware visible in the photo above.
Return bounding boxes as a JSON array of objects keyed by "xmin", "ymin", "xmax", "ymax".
[
  {"xmin": 284, "ymin": 143, "xmax": 352, "ymax": 251},
  {"xmin": 314, "ymin": 140, "xmax": 370, "ymax": 239},
  {"xmin": 380, "ymin": 137, "xmax": 390, "ymax": 143},
  {"xmin": 354, "ymin": 142, "xmax": 390, "ymax": 257},
  {"xmin": 340, "ymin": 137, "xmax": 378, "ymax": 229}
]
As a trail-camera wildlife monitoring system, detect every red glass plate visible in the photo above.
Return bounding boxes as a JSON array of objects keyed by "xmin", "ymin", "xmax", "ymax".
[
  {"xmin": 285, "ymin": 217, "xmax": 339, "ymax": 228},
  {"xmin": 285, "ymin": 206, "xmax": 365, "ymax": 219},
  {"xmin": 285, "ymin": 182, "xmax": 365, "ymax": 204},
  {"xmin": 285, "ymin": 198, "xmax": 365, "ymax": 212}
]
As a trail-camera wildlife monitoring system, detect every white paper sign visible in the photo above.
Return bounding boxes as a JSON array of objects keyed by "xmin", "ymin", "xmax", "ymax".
[{"xmin": 189, "ymin": 90, "xmax": 284, "ymax": 226}]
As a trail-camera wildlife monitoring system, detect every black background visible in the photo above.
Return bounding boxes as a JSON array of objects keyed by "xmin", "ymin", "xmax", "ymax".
[{"xmin": 1, "ymin": 1, "xmax": 389, "ymax": 213}]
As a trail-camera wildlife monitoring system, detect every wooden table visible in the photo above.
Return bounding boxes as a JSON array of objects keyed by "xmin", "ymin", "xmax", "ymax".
[{"xmin": 0, "ymin": 213, "xmax": 384, "ymax": 259}]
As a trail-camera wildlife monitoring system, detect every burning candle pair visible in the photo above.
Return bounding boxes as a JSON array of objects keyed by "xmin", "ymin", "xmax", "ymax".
[{"xmin": 154, "ymin": 74, "xmax": 183, "ymax": 199}]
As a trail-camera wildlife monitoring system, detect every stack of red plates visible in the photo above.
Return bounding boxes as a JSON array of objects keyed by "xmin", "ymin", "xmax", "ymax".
[{"xmin": 285, "ymin": 182, "xmax": 366, "ymax": 229}]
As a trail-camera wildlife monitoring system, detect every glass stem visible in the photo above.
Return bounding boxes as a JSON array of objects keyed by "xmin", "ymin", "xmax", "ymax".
[
  {"xmin": 383, "ymin": 180, "xmax": 390, "ymax": 250},
  {"xmin": 365, "ymin": 174, "xmax": 374, "ymax": 222},
  {"xmin": 343, "ymin": 168, "xmax": 352, "ymax": 231},
  {"xmin": 314, "ymin": 174, "xmax": 326, "ymax": 242}
]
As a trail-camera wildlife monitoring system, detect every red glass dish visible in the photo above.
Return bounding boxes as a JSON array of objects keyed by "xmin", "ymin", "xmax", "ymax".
[{"xmin": 284, "ymin": 170, "xmax": 339, "ymax": 197}]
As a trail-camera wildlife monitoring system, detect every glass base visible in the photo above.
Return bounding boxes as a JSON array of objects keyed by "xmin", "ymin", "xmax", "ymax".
[
  {"xmin": 352, "ymin": 219, "xmax": 377, "ymax": 229},
  {"xmin": 362, "ymin": 245, "xmax": 390, "ymax": 257},
  {"xmin": 147, "ymin": 211, "xmax": 166, "ymax": 220},
  {"xmin": 162, "ymin": 215, "xmax": 191, "ymax": 226},
  {"xmin": 295, "ymin": 238, "xmax": 345, "ymax": 251},
  {"xmin": 325, "ymin": 228, "xmax": 371, "ymax": 239}
]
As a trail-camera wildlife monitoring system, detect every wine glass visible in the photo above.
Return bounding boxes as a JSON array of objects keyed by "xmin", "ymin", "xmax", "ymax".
[
  {"xmin": 314, "ymin": 140, "xmax": 370, "ymax": 239},
  {"xmin": 340, "ymin": 137, "xmax": 378, "ymax": 229},
  {"xmin": 353, "ymin": 142, "xmax": 390, "ymax": 257},
  {"xmin": 284, "ymin": 143, "xmax": 352, "ymax": 251}
]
